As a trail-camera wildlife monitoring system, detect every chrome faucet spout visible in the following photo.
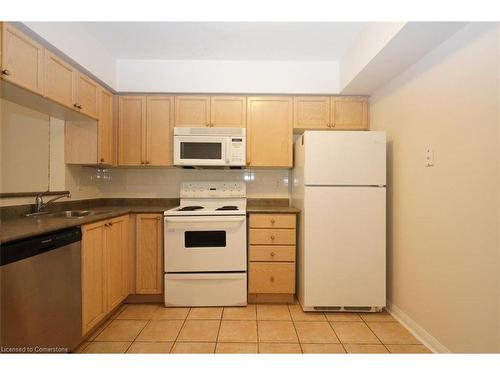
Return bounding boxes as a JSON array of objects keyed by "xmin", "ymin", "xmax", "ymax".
[{"xmin": 34, "ymin": 192, "xmax": 71, "ymax": 213}]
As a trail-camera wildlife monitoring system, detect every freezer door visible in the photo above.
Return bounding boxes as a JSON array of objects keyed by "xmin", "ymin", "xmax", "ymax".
[
  {"xmin": 301, "ymin": 186, "xmax": 386, "ymax": 309},
  {"xmin": 304, "ymin": 131, "xmax": 386, "ymax": 186}
]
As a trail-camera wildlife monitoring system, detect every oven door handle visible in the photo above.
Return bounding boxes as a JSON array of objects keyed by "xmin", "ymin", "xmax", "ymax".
[{"xmin": 164, "ymin": 216, "xmax": 245, "ymax": 223}]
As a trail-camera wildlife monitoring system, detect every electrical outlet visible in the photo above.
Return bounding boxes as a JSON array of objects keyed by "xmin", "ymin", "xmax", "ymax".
[{"xmin": 426, "ymin": 147, "xmax": 434, "ymax": 167}]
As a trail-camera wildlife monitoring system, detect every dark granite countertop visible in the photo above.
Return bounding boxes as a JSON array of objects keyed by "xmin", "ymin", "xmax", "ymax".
[{"xmin": 246, "ymin": 205, "xmax": 300, "ymax": 214}]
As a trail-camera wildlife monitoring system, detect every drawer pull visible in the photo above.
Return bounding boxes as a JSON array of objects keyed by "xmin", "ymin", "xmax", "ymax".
[
  {"xmin": 270, "ymin": 276, "xmax": 275, "ymax": 282},
  {"xmin": 270, "ymin": 219, "xmax": 275, "ymax": 224},
  {"xmin": 270, "ymin": 235, "xmax": 275, "ymax": 240},
  {"xmin": 270, "ymin": 252, "xmax": 275, "ymax": 257}
]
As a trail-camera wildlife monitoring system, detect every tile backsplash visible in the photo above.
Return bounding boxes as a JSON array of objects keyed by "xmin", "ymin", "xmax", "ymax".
[{"xmin": 67, "ymin": 166, "xmax": 291, "ymax": 200}]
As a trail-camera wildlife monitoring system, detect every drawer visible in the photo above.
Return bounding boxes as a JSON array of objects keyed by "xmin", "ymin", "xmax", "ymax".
[
  {"xmin": 248, "ymin": 262, "xmax": 295, "ymax": 294},
  {"xmin": 249, "ymin": 245, "xmax": 296, "ymax": 262},
  {"xmin": 249, "ymin": 214, "xmax": 296, "ymax": 229},
  {"xmin": 249, "ymin": 228, "xmax": 296, "ymax": 245}
]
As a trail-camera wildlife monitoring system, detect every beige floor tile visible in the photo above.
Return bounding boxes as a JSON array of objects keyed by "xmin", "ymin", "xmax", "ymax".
[
  {"xmin": 94, "ymin": 319, "xmax": 148, "ymax": 342},
  {"xmin": 257, "ymin": 304, "xmax": 291, "ymax": 321},
  {"xmin": 344, "ymin": 344, "xmax": 389, "ymax": 354},
  {"xmin": 87, "ymin": 319, "xmax": 112, "ymax": 341},
  {"xmin": 257, "ymin": 321, "xmax": 298, "ymax": 343},
  {"xmin": 127, "ymin": 342, "xmax": 174, "ymax": 354},
  {"xmin": 301, "ymin": 343, "xmax": 346, "ymax": 354},
  {"xmin": 288, "ymin": 304, "xmax": 326, "ymax": 321},
  {"xmin": 359, "ymin": 311, "xmax": 395, "ymax": 322},
  {"xmin": 218, "ymin": 320, "xmax": 258, "ymax": 343},
  {"xmin": 330, "ymin": 322, "xmax": 380, "ymax": 344},
  {"xmin": 187, "ymin": 307, "xmax": 223, "ymax": 320},
  {"xmin": 177, "ymin": 320, "xmax": 220, "ymax": 342},
  {"xmin": 215, "ymin": 343, "xmax": 258, "ymax": 354},
  {"xmin": 116, "ymin": 304, "xmax": 161, "ymax": 320},
  {"xmin": 366, "ymin": 322, "xmax": 420, "ymax": 345},
  {"xmin": 171, "ymin": 342, "xmax": 215, "ymax": 354},
  {"xmin": 325, "ymin": 313, "xmax": 362, "ymax": 322},
  {"xmin": 386, "ymin": 344, "xmax": 432, "ymax": 354},
  {"xmin": 135, "ymin": 320, "xmax": 184, "ymax": 342},
  {"xmin": 109, "ymin": 304, "xmax": 127, "ymax": 319},
  {"xmin": 259, "ymin": 343, "xmax": 302, "ymax": 354},
  {"xmin": 83, "ymin": 341, "xmax": 131, "ymax": 353},
  {"xmin": 153, "ymin": 307, "xmax": 190, "ymax": 320},
  {"xmin": 294, "ymin": 321, "xmax": 339, "ymax": 343},
  {"xmin": 223, "ymin": 305, "xmax": 257, "ymax": 320}
]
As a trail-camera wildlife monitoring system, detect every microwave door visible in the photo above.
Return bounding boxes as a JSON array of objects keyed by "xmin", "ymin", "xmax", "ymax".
[{"xmin": 175, "ymin": 137, "xmax": 225, "ymax": 166}]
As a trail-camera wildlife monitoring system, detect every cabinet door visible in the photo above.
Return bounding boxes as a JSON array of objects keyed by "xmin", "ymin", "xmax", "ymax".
[
  {"xmin": 98, "ymin": 88, "xmax": 114, "ymax": 165},
  {"xmin": 106, "ymin": 215, "xmax": 129, "ymax": 312},
  {"xmin": 76, "ymin": 73, "xmax": 99, "ymax": 119},
  {"xmin": 174, "ymin": 95, "xmax": 210, "ymax": 127},
  {"xmin": 81, "ymin": 221, "xmax": 107, "ymax": 335},
  {"xmin": 293, "ymin": 96, "xmax": 331, "ymax": 130},
  {"xmin": 1, "ymin": 23, "xmax": 44, "ymax": 95},
  {"xmin": 210, "ymin": 96, "xmax": 246, "ymax": 128},
  {"xmin": 331, "ymin": 96, "xmax": 369, "ymax": 130},
  {"xmin": 146, "ymin": 96, "xmax": 173, "ymax": 166},
  {"xmin": 246, "ymin": 96, "xmax": 293, "ymax": 168},
  {"xmin": 136, "ymin": 214, "xmax": 163, "ymax": 294},
  {"xmin": 118, "ymin": 96, "xmax": 146, "ymax": 166},
  {"xmin": 44, "ymin": 50, "xmax": 76, "ymax": 108}
]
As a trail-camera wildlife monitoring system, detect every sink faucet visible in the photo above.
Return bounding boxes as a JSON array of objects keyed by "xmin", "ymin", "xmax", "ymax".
[{"xmin": 35, "ymin": 192, "xmax": 71, "ymax": 213}]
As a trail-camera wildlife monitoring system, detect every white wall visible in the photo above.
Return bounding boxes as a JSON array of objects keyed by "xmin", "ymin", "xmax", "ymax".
[
  {"xmin": 116, "ymin": 60, "xmax": 339, "ymax": 93},
  {"xmin": 370, "ymin": 23, "xmax": 499, "ymax": 353},
  {"xmin": 22, "ymin": 22, "xmax": 117, "ymax": 89}
]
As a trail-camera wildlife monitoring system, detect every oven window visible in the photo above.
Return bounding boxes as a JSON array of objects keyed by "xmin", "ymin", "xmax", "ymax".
[
  {"xmin": 180, "ymin": 142, "xmax": 222, "ymax": 159},
  {"xmin": 185, "ymin": 231, "xmax": 226, "ymax": 248}
]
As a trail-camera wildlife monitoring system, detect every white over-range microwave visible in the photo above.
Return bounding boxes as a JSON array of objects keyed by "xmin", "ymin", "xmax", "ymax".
[{"xmin": 173, "ymin": 127, "xmax": 246, "ymax": 167}]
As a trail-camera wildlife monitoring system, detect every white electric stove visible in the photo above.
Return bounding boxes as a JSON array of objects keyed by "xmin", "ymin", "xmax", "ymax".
[{"xmin": 163, "ymin": 182, "xmax": 247, "ymax": 307}]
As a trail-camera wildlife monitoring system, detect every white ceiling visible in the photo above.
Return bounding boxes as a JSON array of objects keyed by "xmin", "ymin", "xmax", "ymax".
[{"xmin": 79, "ymin": 22, "xmax": 364, "ymax": 61}]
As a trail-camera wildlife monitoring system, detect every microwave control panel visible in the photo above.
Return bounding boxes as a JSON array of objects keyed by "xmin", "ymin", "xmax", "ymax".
[{"xmin": 229, "ymin": 138, "xmax": 245, "ymax": 164}]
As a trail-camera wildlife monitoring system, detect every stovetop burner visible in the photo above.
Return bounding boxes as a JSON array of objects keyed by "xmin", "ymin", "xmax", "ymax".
[
  {"xmin": 216, "ymin": 205, "xmax": 239, "ymax": 211},
  {"xmin": 177, "ymin": 205, "xmax": 204, "ymax": 211}
]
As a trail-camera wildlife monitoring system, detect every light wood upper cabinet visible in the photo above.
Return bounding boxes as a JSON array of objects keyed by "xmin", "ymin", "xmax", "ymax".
[
  {"xmin": 106, "ymin": 215, "xmax": 130, "ymax": 312},
  {"xmin": 174, "ymin": 95, "xmax": 210, "ymax": 127},
  {"xmin": 1, "ymin": 23, "xmax": 44, "ymax": 95},
  {"xmin": 331, "ymin": 96, "xmax": 368, "ymax": 130},
  {"xmin": 118, "ymin": 96, "xmax": 146, "ymax": 166},
  {"xmin": 293, "ymin": 96, "xmax": 330, "ymax": 130},
  {"xmin": 44, "ymin": 50, "xmax": 76, "ymax": 108},
  {"xmin": 247, "ymin": 96, "xmax": 293, "ymax": 168},
  {"xmin": 135, "ymin": 214, "xmax": 163, "ymax": 294},
  {"xmin": 146, "ymin": 96, "xmax": 174, "ymax": 166},
  {"xmin": 98, "ymin": 88, "xmax": 114, "ymax": 165},
  {"xmin": 81, "ymin": 221, "xmax": 107, "ymax": 335},
  {"xmin": 76, "ymin": 73, "xmax": 99, "ymax": 119},
  {"xmin": 210, "ymin": 96, "xmax": 246, "ymax": 128}
]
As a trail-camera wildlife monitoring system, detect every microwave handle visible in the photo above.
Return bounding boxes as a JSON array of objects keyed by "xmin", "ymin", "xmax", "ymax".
[{"xmin": 225, "ymin": 138, "xmax": 231, "ymax": 164}]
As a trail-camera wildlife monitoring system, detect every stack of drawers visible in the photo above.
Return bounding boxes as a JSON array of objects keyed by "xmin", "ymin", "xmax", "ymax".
[{"xmin": 248, "ymin": 213, "xmax": 296, "ymax": 303}]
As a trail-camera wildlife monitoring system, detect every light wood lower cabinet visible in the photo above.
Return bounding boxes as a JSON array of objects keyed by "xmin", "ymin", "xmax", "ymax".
[
  {"xmin": 135, "ymin": 214, "xmax": 163, "ymax": 294},
  {"xmin": 81, "ymin": 215, "xmax": 129, "ymax": 335},
  {"xmin": 248, "ymin": 213, "xmax": 297, "ymax": 303}
]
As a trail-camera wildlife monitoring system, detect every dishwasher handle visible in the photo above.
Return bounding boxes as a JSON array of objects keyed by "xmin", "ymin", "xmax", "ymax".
[{"xmin": 0, "ymin": 227, "xmax": 82, "ymax": 266}]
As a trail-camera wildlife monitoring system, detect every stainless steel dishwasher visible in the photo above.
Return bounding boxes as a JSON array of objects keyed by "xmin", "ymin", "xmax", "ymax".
[{"xmin": 0, "ymin": 227, "xmax": 82, "ymax": 353}]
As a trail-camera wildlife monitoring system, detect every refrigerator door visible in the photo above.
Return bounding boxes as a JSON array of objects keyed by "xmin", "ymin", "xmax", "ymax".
[
  {"xmin": 300, "ymin": 186, "xmax": 386, "ymax": 309},
  {"xmin": 303, "ymin": 131, "xmax": 386, "ymax": 186}
]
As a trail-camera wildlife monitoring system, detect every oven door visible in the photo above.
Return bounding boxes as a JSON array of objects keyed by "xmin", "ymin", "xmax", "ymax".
[
  {"xmin": 164, "ymin": 215, "xmax": 246, "ymax": 272},
  {"xmin": 173, "ymin": 136, "xmax": 228, "ymax": 166}
]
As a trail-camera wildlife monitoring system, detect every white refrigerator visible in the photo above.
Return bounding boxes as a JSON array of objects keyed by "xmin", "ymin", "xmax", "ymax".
[{"xmin": 292, "ymin": 131, "xmax": 386, "ymax": 312}]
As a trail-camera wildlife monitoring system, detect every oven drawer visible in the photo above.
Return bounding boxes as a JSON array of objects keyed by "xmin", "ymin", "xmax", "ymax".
[
  {"xmin": 249, "ymin": 214, "xmax": 296, "ymax": 229},
  {"xmin": 164, "ymin": 273, "xmax": 247, "ymax": 307},
  {"xmin": 248, "ymin": 228, "xmax": 296, "ymax": 245},
  {"xmin": 249, "ymin": 245, "xmax": 296, "ymax": 262},
  {"xmin": 248, "ymin": 262, "xmax": 295, "ymax": 294}
]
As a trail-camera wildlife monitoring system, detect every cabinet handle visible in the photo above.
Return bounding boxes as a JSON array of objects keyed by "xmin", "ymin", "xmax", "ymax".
[
  {"xmin": 270, "ymin": 235, "xmax": 275, "ymax": 240},
  {"xmin": 270, "ymin": 252, "xmax": 275, "ymax": 257},
  {"xmin": 270, "ymin": 276, "xmax": 275, "ymax": 282},
  {"xmin": 270, "ymin": 219, "xmax": 275, "ymax": 224},
  {"xmin": 100, "ymin": 158, "xmax": 105, "ymax": 163},
  {"xmin": 78, "ymin": 104, "xmax": 83, "ymax": 109},
  {"xmin": 73, "ymin": 103, "xmax": 79, "ymax": 108},
  {"xmin": 205, "ymin": 122, "xmax": 210, "ymax": 127},
  {"xmin": 1, "ymin": 69, "xmax": 10, "ymax": 76}
]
